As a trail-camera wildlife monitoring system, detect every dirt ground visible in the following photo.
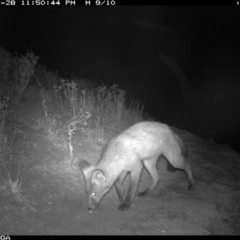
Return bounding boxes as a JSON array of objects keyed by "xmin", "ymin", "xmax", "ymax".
[{"xmin": 1, "ymin": 96, "xmax": 240, "ymax": 235}]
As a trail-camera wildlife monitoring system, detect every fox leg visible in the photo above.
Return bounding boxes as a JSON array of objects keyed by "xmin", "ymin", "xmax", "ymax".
[
  {"xmin": 138, "ymin": 157, "xmax": 159, "ymax": 197},
  {"xmin": 182, "ymin": 162, "xmax": 195, "ymax": 190},
  {"xmin": 115, "ymin": 171, "xmax": 128, "ymax": 203},
  {"xmin": 165, "ymin": 150, "xmax": 195, "ymax": 190},
  {"xmin": 118, "ymin": 165, "xmax": 143, "ymax": 211}
]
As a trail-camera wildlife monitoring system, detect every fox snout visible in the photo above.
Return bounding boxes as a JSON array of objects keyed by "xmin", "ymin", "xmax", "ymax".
[
  {"xmin": 87, "ymin": 203, "xmax": 97, "ymax": 211},
  {"xmin": 87, "ymin": 195, "xmax": 100, "ymax": 210},
  {"xmin": 87, "ymin": 206, "xmax": 94, "ymax": 211}
]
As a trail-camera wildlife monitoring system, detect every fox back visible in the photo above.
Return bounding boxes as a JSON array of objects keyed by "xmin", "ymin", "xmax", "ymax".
[{"xmin": 79, "ymin": 121, "xmax": 195, "ymax": 211}]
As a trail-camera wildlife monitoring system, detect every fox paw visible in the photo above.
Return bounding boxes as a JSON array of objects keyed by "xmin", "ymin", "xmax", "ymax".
[
  {"xmin": 118, "ymin": 203, "xmax": 130, "ymax": 211},
  {"xmin": 138, "ymin": 192, "xmax": 148, "ymax": 198},
  {"xmin": 188, "ymin": 184, "xmax": 195, "ymax": 191}
]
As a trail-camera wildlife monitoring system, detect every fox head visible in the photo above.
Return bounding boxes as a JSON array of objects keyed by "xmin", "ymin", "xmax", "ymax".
[{"xmin": 78, "ymin": 159, "xmax": 112, "ymax": 210}]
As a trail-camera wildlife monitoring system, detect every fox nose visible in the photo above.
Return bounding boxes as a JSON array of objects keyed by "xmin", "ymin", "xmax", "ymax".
[{"xmin": 87, "ymin": 207, "xmax": 93, "ymax": 213}]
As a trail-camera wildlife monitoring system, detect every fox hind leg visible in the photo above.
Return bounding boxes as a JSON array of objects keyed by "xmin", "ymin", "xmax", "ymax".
[
  {"xmin": 164, "ymin": 149, "xmax": 195, "ymax": 190},
  {"xmin": 182, "ymin": 162, "xmax": 195, "ymax": 190}
]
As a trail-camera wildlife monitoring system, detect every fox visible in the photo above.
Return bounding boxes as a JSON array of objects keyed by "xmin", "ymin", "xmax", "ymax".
[{"xmin": 78, "ymin": 121, "xmax": 195, "ymax": 211}]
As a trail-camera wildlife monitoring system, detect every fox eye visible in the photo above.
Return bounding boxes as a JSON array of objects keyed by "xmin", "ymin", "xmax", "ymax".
[{"xmin": 91, "ymin": 192, "xmax": 96, "ymax": 197}]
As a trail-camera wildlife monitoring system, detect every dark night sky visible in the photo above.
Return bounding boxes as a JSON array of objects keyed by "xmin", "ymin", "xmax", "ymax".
[
  {"xmin": 1, "ymin": 6, "xmax": 240, "ymax": 80},
  {"xmin": 1, "ymin": 5, "xmax": 240, "ymax": 149}
]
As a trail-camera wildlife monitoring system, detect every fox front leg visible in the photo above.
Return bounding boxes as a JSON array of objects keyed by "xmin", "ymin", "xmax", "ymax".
[
  {"xmin": 118, "ymin": 167, "xmax": 142, "ymax": 211},
  {"xmin": 115, "ymin": 172, "xmax": 128, "ymax": 203}
]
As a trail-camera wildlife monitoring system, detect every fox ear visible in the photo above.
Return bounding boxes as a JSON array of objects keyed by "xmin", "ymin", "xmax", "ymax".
[
  {"xmin": 78, "ymin": 159, "xmax": 92, "ymax": 171},
  {"xmin": 92, "ymin": 170, "xmax": 106, "ymax": 184}
]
